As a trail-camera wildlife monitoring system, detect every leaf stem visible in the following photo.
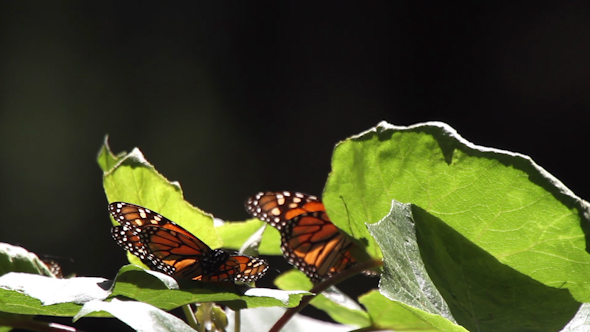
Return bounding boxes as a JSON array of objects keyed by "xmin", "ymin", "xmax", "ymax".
[{"xmin": 182, "ymin": 304, "xmax": 199, "ymax": 330}]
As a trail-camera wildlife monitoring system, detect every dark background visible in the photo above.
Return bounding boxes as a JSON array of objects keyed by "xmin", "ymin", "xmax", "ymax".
[{"xmin": 1, "ymin": 2, "xmax": 589, "ymax": 330}]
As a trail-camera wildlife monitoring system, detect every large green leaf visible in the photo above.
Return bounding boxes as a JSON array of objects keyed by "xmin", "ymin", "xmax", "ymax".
[
  {"xmin": 323, "ymin": 121, "xmax": 589, "ymax": 330},
  {"xmin": 324, "ymin": 121, "xmax": 590, "ymax": 297}
]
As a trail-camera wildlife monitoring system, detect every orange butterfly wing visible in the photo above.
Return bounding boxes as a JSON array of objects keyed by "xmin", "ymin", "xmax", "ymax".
[
  {"xmin": 246, "ymin": 191, "xmax": 357, "ymax": 283},
  {"xmin": 110, "ymin": 202, "xmax": 268, "ymax": 283}
]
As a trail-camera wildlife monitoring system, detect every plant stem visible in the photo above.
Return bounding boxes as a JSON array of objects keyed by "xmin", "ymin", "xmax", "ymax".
[
  {"xmin": 182, "ymin": 304, "xmax": 199, "ymax": 330},
  {"xmin": 233, "ymin": 309, "xmax": 240, "ymax": 332},
  {"xmin": 268, "ymin": 259, "xmax": 383, "ymax": 332}
]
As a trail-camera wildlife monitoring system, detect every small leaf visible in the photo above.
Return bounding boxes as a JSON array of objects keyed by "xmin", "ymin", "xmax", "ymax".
[{"xmin": 74, "ymin": 298, "xmax": 196, "ymax": 332}]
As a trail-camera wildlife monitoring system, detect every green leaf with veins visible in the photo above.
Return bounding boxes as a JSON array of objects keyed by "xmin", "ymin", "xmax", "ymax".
[
  {"xmin": 324, "ymin": 121, "xmax": 590, "ymax": 299},
  {"xmin": 323, "ymin": 121, "xmax": 588, "ymax": 331}
]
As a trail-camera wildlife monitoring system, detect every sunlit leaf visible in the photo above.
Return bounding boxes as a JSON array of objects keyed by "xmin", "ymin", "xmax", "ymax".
[
  {"xmin": 109, "ymin": 265, "xmax": 308, "ymax": 311},
  {"xmin": 324, "ymin": 121, "xmax": 587, "ymax": 331}
]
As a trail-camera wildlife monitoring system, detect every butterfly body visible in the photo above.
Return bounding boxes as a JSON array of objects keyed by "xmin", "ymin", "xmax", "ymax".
[
  {"xmin": 110, "ymin": 202, "xmax": 268, "ymax": 283},
  {"xmin": 246, "ymin": 191, "xmax": 361, "ymax": 283}
]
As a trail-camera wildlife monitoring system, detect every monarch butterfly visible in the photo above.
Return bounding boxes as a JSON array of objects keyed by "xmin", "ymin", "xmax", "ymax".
[
  {"xmin": 246, "ymin": 191, "xmax": 368, "ymax": 283},
  {"xmin": 109, "ymin": 202, "xmax": 268, "ymax": 283}
]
